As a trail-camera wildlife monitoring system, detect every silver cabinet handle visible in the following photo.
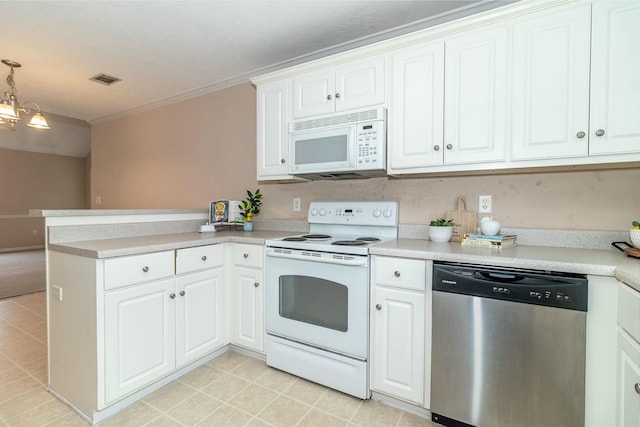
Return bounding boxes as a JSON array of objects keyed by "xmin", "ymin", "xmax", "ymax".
[
  {"xmin": 201, "ymin": 255, "xmax": 207, "ymax": 261},
  {"xmin": 446, "ymin": 143, "xmax": 453, "ymax": 150},
  {"xmin": 142, "ymin": 266, "xmax": 149, "ymax": 273},
  {"xmin": 169, "ymin": 293, "xmax": 176, "ymax": 299},
  {"xmin": 326, "ymin": 94, "xmax": 332, "ymax": 100},
  {"xmin": 254, "ymin": 282, "xmax": 260, "ymax": 288},
  {"xmin": 635, "ymin": 383, "xmax": 640, "ymax": 395},
  {"xmin": 375, "ymin": 304, "xmax": 382, "ymax": 310},
  {"xmin": 243, "ymin": 253, "xmax": 249, "ymax": 259},
  {"xmin": 179, "ymin": 290, "xmax": 185, "ymax": 296},
  {"xmin": 280, "ymin": 158, "xmax": 286, "ymax": 164},
  {"xmin": 595, "ymin": 129, "xmax": 605, "ymax": 137},
  {"xmin": 433, "ymin": 145, "xmax": 440, "ymax": 151},
  {"xmin": 394, "ymin": 271, "xmax": 401, "ymax": 278},
  {"xmin": 576, "ymin": 131, "xmax": 586, "ymax": 139},
  {"xmin": 335, "ymin": 93, "xmax": 341, "ymax": 99}
]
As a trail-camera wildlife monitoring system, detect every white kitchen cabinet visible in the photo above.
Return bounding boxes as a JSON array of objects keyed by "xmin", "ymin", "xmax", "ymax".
[
  {"xmin": 589, "ymin": 2, "xmax": 640, "ymax": 156},
  {"xmin": 617, "ymin": 282, "xmax": 640, "ymax": 426},
  {"xmin": 370, "ymin": 256, "xmax": 431, "ymax": 408},
  {"xmin": 175, "ymin": 268, "xmax": 225, "ymax": 366},
  {"xmin": 443, "ymin": 25, "xmax": 509, "ymax": 165},
  {"xmin": 511, "ymin": 4, "xmax": 591, "ymax": 161},
  {"xmin": 388, "ymin": 24, "xmax": 508, "ymax": 174},
  {"xmin": 105, "ymin": 277, "xmax": 176, "ymax": 403},
  {"xmin": 388, "ymin": 41, "xmax": 445, "ymax": 171},
  {"xmin": 257, "ymin": 79, "xmax": 299, "ymax": 181},
  {"xmin": 292, "ymin": 56, "xmax": 385, "ymax": 118},
  {"xmin": 230, "ymin": 243, "xmax": 264, "ymax": 352}
]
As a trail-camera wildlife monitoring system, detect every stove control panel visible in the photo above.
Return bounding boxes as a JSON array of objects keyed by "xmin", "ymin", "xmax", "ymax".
[{"xmin": 308, "ymin": 201, "xmax": 398, "ymax": 226}]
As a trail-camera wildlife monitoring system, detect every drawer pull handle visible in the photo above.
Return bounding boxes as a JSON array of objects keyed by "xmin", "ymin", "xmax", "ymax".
[
  {"xmin": 635, "ymin": 383, "xmax": 640, "ymax": 395},
  {"xmin": 169, "ymin": 293, "xmax": 176, "ymax": 299},
  {"xmin": 142, "ymin": 266, "xmax": 149, "ymax": 273},
  {"xmin": 375, "ymin": 304, "xmax": 382, "ymax": 310},
  {"xmin": 394, "ymin": 271, "xmax": 401, "ymax": 277},
  {"xmin": 243, "ymin": 253, "xmax": 249, "ymax": 258},
  {"xmin": 201, "ymin": 255, "xmax": 207, "ymax": 261},
  {"xmin": 180, "ymin": 291, "xmax": 185, "ymax": 296},
  {"xmin": 254, "ymin": 282, "xmax": 260, "ymax": 288}
]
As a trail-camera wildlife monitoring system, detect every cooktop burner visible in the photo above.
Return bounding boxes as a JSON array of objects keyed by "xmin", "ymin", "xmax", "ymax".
[
  {"xmin": 332, "ymin": 240, "xmax": 368, "ymax": 246},
  {"xmin": 282, "ymin": 237, "xmax": 307, "ymax": 242},
  {"xmin": 356, "ymin": 237, "xmax": 381, "ymax": 242},
  {"xmin": 302, "ymin": 234, "xmax": 332, "ymax": 240}
]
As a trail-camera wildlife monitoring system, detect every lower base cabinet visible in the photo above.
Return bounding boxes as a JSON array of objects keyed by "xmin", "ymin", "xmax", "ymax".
[
  {"xmin": 617, "ymin": 282, "xmax": 640, "ymax": 426},
  {"xmin": 370, "ymin": 256, "xmax": 431, "ymax": 408}
]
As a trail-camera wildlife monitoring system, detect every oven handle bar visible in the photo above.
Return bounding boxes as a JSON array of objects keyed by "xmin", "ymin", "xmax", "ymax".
[{"xmin": 265, "ymin": 248, "xmax": 368, "ymax": 266}]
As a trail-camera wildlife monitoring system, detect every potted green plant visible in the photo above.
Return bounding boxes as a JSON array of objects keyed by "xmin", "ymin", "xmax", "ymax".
[
  {"xmin": 238, "ymin": 189, "xmax": 263, "ymax": 232},
  {"xmin": 428, "ymin": 218, "xmax": 454, "ymax": 242}
]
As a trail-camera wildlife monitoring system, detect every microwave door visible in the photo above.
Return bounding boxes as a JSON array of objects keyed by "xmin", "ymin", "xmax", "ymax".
[{"xmin": 290, "ymin": 126, "xmax": 355, "ymax": 173}]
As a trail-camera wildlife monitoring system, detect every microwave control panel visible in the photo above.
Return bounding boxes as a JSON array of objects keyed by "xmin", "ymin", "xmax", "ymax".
[{"xmin": 355, "ymin": 121, "xmax": 385, "ymax": 169}]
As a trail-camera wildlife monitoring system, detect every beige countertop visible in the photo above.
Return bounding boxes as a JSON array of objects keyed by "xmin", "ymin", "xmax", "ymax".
[
  {"xmin": 370, "ymin": 238, "xmax": 640, "ymax": 291},
  {"xmin": 48, "ymin": 232, "xmax": 640, "ymax": 292}
]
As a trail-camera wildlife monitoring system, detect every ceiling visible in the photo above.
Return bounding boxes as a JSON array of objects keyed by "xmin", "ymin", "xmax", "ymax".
[{"xmin": 0, "ymin": 0, "xmax": 513, "ymax": 157}]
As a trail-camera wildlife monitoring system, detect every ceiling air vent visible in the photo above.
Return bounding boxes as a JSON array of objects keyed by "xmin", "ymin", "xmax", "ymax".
[{"xmin": 89, "ymin": 73, "xmax": 122, "ymax": 86}]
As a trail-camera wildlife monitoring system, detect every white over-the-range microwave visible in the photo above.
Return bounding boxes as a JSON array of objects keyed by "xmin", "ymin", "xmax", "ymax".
[{"xmin": 288, "ymin": 105, "xmax": 386, "ymax": 180}]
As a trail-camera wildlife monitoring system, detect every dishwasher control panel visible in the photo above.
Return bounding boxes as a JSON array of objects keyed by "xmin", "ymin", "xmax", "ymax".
[{"xmin": 433, "ymin": 262, "xmax": 588, "ymax": 311}]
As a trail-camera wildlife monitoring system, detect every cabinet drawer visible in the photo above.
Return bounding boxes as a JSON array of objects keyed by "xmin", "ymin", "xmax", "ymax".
[
  {"xmin": 373, "ymin": 256, "xmax": 426, "ymax": 291},
  {"xmin": 176, "ymin": 244, "xmax": 224, "ymax": 274},
  {"xmin": 104, "ymin": 251, "xmax": 175, "ymax": 290},
  {"xmin": 233, "ymin": 243, "xmax": 263, "ymax": 268},
  {"xmin": 618, "ymin": 283, "xmax": 640, "ymax": 342}
]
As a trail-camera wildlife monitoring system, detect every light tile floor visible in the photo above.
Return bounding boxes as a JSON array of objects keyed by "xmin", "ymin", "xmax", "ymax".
[{"xmin": 0, "ymin": 291, "xmax": 438, "ymax": 427}]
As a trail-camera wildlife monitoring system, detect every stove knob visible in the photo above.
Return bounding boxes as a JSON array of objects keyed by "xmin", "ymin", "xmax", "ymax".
[
  {"xmin": 319, "ymin": 208, "xmax": 326, "ymax": 216},
  {"xmin": 383, "ymin": 208, "xmax": 392, "ymax": 218},
  {"xmin": 372, "ymin": 208, "xmax": 382, "ymax": 218},
  {"xmin": 310, "ymin": 208, "xmax": 318, "ymax": 216}
]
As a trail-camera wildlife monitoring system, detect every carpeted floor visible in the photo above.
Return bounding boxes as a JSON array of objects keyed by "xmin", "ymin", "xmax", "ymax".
[{"xmin": 0, "ymin": 249, "xmax": 46, "ymax": 299}]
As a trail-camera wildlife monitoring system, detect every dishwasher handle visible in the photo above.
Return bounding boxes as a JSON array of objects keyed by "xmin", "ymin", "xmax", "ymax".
[{"xmin": 477, "ymin": 271, "xmax": 525, "ymax": 283}]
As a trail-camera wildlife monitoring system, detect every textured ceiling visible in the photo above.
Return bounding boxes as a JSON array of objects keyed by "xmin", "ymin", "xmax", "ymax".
[{"xmin": 0, "ymin": 0, "xmax": 513, "ymax": 157}]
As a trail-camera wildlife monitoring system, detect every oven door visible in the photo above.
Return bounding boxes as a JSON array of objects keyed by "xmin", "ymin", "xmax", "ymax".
[{"xmin": 265, "ymin": 247, "xmax": 369, "ymax": 359}]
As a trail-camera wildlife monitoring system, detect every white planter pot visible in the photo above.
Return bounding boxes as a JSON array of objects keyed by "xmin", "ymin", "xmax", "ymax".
[{"xmin": 428, "ymin": 226, "xmax": 453, "ymax": 242}]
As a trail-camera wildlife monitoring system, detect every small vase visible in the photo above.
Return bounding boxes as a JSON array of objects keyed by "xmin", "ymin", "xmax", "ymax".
[
  {"xmin": 428, "ymin": 226, "xmax": 453, "ymax": 242},
  {"xmin": 243, "ymin": 221, "xmax": 253, "ymax": 232}
]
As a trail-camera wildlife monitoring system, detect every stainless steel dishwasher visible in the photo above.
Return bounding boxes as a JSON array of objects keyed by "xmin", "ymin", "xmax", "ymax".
[{"xmin": 431, "ymin": 262, "xmax": 588, "ymax": 427}]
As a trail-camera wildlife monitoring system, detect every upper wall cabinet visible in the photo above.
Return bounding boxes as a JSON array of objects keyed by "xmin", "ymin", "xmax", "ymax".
[
  {"xmin": 292, "ymin": 56, "xmax": 385, "ymax": 119},
  {"xmin": 589, "ymin": 1, "xmax": 640, "ymax": 156},
  {"xmin": 256, "ymin": 80, "xmax": 302, "ymax": 181},
  {"xmin": 388, "ymin": 25, "xmax": 509, "ymax": 174},
  {"xmin": 511, "ymin": 4, "xmax": 591, "ymax": 161}
]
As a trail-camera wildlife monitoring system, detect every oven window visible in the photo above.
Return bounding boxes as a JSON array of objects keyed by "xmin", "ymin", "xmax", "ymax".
[
  {"xmin": 295, "ymin": 135, "xmax": 348, "ymax": 165},
  {"xmin": 279, "ymin": 275, "xmax": 348, "ymax": 332}
]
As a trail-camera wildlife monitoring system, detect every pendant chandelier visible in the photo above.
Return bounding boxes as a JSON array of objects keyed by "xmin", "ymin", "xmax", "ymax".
[{"xmin": 0, "ymin": 59, "xmax": 51, "ymax": 130}]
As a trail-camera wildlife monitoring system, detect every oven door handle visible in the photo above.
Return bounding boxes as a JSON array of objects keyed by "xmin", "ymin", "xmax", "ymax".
[{"xmin": 265, "ymin": 248, "xmax": 368, "ymax": 266}]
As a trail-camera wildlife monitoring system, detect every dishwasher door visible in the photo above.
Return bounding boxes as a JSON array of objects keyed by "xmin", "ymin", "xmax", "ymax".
[{"xmin": 431, "ymin": 289, "xmax": 586, "ymax": 427}]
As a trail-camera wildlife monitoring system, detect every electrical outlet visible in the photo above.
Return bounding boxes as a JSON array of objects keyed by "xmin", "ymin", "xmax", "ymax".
[
  {"xmin": 51, "ymin": 285, "xmax": 63, "ymax": 301},
  {"xmin": 32, "ymin": 229, "xmax": 38, "ymax": 236},
  {"xmin": 479, "ymin": 195, "xmax": 492, "ymax": 213},
  {"xmin": 96, "ymin": 195, "xmax": 102, "ymax": 205},
  {"xmin": 293, "ymin": 197, "xmax": 301, "ymax": 212}
]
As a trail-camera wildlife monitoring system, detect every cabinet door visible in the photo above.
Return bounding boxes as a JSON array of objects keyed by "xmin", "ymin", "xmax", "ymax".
[
  {"xmin": 371, "ymin": 286, "xmax": 425, "ymax": 405},
  {"xmin": 232, "ymin": 267, "xmax": 264, "ymax": 352},
  {"xmin": 335, "ymin": 56, "xmax": 385, "ymax": 112},
  {"xmin": 444, "ymin": 26, "xmax": 509, "ymax": 165},
  {"xmin": 511, "ymin": 4, "xmax": 591, "ymax": 160},
  {"xmin": 175, "ymin": 268, "xmax": 225, "ymax": 367},
  {"xmin": 617, "ymin": 330, "xmax": 640, "ymax": 426},
  {"xmin": 388, "ymin": 41, "xmax": 445, "ymax": 171},
  {"xmin": 292, "ymin": 69, "xmax": 335, "ymax": 118},
  {"xmin": 590, "ymin": 2, "xmax": 640, "ymax": 156},
  {"xmin": 105, "ymin": 278, "xmax": 176, "ymax": 404},
  {"xmin": 257, "ymin": 80, "xmax": 294, "ymax": 179}
]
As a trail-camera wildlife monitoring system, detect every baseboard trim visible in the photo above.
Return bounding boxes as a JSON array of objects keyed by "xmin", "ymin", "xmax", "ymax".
[{"xmin": 0, "ymin": 245, "xmax": 45, "ymax": 253}]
